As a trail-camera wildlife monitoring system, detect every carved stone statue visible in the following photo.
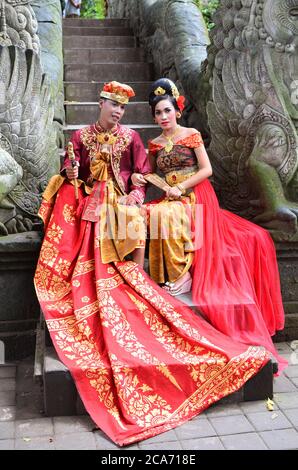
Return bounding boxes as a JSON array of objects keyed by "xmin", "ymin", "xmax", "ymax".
[
  {"xmin": 0, "ymin": 0, "xmax": 40, "ymax": 52},
  {"xmin": 205, "ymin": 0, "xmax": 298, "ymax": 240},
  {"xmin": 0, "ymin": 1, "xmax": 59, "ymax": 235}
]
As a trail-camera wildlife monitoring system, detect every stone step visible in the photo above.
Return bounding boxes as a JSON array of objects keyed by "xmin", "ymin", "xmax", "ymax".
[
  {"xmin": 65, "ymin": 101, "xmax": 152, "ymax": 125},
  {"xmin": 64, "ymin": 124, "xmax": 160, "ymax": 146},
  {"xmin": 64, "ymin": 62, "xmax": 153, "ymax": 82},
  {"xmin": 42, "ymin": 344, "xmax": 274, "ymax": 417},
  {"xmin": 65, "ymin": 81, "xmax": 151, "ymax": 102},
  {"xmin": 63, "ymin": 26, "xmax": 133, "ymax": 36},
  {"xmin": 63, "ymin": 35, "xmax": 136, "ymax": 49},
  {"xmin": 63, "ymin": 18, "xmax": 129, "ymax": 27},
  {"xmin": 64, "ymin": 47, "xmax": 145, "ymax": 64}
]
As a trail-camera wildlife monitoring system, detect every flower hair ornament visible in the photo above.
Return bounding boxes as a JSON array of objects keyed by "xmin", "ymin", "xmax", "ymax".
[{"xmin": 149, "ymin": 78, "xmax": 185, "ymax": 112}]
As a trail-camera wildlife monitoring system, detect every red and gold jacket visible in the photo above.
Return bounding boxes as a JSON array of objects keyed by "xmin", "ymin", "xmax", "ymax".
[{"xmin": 63, "ymin": 123, "xmax": 151, "ymax": 203}]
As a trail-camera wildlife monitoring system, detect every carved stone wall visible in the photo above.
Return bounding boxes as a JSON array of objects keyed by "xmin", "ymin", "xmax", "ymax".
[
  {"xmin": 107, "ymin": 0, "xmax": 210, "ymax": 134},
  {"xmin": 0, "ymin": 1, "xmax": 60, "ymax": 235},
  {"xmin": 32, "ymin": 0, "xmax": 65, "ymax": 148},
  {"xmin": 204, "ymin": 0, "xmax": 298, "ymax": 239},
  {"xmin": 0, "ymin": 0, "xmax": 40, "ymax": 52}
]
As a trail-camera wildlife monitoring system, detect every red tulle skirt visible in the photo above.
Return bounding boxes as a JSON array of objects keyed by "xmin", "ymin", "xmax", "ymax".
[{"xmin": 191, "ymin": 179, "xmax": 287, "ymax": 372}]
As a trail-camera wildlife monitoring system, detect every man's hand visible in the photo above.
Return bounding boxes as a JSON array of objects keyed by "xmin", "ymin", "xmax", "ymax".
[
  {"xmin": 66, "ymin": 163, "xmax": 79, "ymax": 180},
  {"xmin": 131, "ymin": 173, "xmax": 146, "ymax": 187}
]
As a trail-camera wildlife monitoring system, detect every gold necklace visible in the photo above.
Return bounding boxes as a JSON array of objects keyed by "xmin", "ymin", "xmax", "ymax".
[
  {"xmin": 162, "ymin": 125, "xmax": 180, "ymax": 153},
  {"xmin": 96, "ymin": 122, "xmax": 118, "ymax": 145}
]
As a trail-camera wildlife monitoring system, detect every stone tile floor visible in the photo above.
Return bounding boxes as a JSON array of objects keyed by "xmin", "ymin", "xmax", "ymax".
[{"xmin": 0, "ymin": 341, "xmax": 298, "ymax": 450}]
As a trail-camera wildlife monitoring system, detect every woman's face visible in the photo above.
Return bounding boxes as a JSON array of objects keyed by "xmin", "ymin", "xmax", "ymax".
[{"xmin": 154, "ymin": 98, "xmax": 177, "ymax": 131}]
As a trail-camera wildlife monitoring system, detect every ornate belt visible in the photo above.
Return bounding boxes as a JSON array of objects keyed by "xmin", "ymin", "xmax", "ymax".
[{"xmin": 165, "ymin": 168, "xmax": 197, "ymax": 186}]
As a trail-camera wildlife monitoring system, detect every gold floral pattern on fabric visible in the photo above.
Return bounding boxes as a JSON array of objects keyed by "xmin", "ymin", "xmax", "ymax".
[
  {"xmin": 122, "ymin": 346, "xmax": 268, "ymax": 445},
  {"xmin": 96, "ymin": 274, "xmax": 124, "ymax": 293},
  {"xmin": 49, "ymin": 318, "xmax": 124, "ymax": 428},
  {"xmin": 72, "ymin": 257, "xmax": 95, "ymax": 278},
  {"xmin": 127, "ymin": 292, "xmax": 223, "ymax": 365},
  {"xmin": 109, "ymin": 354, "xmax": 172, "ymax": 428},
  {"xmin": 39, "ymin": 240, "xmax": 59, "ymax": 268},
  {"xmin": 46, "ymin": 302, "xmax": 99, "ymax": 332},
  {"xmin": 46, "ymin": 222, "xmax": 64, "ymax": 243},
  {"xmin": 34, "ymin": 264, "xmax": 71, "ymax": 301},
  {"xmin": 46, "ymin": 299, "xmax": 73, "ymax": 315},
  {"xmin": 63, "ymin": 204, "xmax": 76, "ymax": 224},
  {"xmin": 54, "ymin": 258, "xmax": 72, "ymax": 277},
  {"xmin": 38, "ymin": 200, "xmax": 53, "ymax": 227},
  {"xmin": 98, "ymin": 291, "xmax": 182, "ymax": 391},
  {"xmin": 117, "ymin": 262, "xmax": 221, "ymax": 351}
]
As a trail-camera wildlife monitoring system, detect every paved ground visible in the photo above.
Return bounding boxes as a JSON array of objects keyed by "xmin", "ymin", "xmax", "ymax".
[{"xmin": 0, "ymin": 341, "xmax": 298, "ymax": 450}]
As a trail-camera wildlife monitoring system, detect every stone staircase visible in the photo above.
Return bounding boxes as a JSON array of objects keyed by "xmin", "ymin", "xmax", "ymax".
[
  {"xmin": 39, "ymin": 17, "xmax": 276, "ymax": 417},
  {"xmin": 63, "ymin": 17, "xmax": 159, "ymax": 146}
]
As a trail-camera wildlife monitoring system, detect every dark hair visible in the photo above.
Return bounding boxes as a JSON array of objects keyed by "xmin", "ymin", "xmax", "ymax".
[{"xmin": 149, "ymin": 95, "xmax": 179, "ymax": 116}]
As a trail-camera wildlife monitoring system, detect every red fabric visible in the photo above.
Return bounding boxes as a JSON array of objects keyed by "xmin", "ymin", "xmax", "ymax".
[
  {"xmin": 192, "ymin": 180, "xmax": 287, "ymax": 372},
  {"xmin": 34, "ymin": 182, "xmax": 269, "ymax": 446}
]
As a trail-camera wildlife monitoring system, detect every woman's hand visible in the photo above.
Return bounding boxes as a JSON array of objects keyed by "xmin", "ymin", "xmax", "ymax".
[
  {"xmin": 131, "ymin": 173, "xmax": 146, "ymax": 187},
  {"xmin": 165, "ymin": 186, "xmax": 182, "ymax": 200},
  {"xmin": 118, "ymin": 194, "xmax": 138, "ymax": 206}
]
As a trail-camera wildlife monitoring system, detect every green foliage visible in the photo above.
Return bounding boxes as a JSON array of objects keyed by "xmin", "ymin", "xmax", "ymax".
[
  {"xmin": 80, "ymin": 0, "xmax": 106, "ymax": 19},
  {"xmin": 194, "ymin": 0, "xmax": 219, "ymax": 30}
]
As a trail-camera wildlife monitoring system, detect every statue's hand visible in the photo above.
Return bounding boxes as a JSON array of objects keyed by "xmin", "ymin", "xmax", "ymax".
[{"xmin": 253, "ymin": 203, "xmax": 298, "ymax": 233}]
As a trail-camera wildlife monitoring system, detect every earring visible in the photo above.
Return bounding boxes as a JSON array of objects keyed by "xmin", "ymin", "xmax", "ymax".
[{"xmin": 176, "ymin": 112, "xmax": 181, "ymax": 119}]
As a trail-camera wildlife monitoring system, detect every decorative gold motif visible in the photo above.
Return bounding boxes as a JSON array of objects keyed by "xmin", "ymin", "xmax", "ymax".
[
  {"xmin": 98, "ymin": 291, "xmax": 182, "ymax": 390},
  {"xmin": 39, "ymin": 240, "xmax": 59, "ymax": 268},
  {"xmin": 108, "ymin": 354, "xmax": 172, "ymax": 428},
  {"xmin": 97, "ymin": 131, "xmax": 118, "ymax": 146},
  {"xmin": 154, "ymin": 86, "xmax": 166, "ymax": 96},
  {"xmin": 34, "ymin": 264, "xmax": 71, "ymax": 301},
  {"xmin": 54, "ymin": 258, "xmax": 72, "ymax": 277},
  {"xmin": 72, "ymin": 257, "xmax": 95, "ymax": 278},
  {"xmin": 46, "ymin": 299, "xmax": 73, "ymax": 315},
  {"xmin": 63, "ymin": 204, "xmax": 76, "ymax": 224},
  {"xmin": 96, "ymin": 274, "xmax": 124, "ymax": 293},
  {"xmin": 162, "ymin": 126, "xmax": 181, "ymax": 153},
  {"xmin": 46, "ymin": 222, "xmax": 64, "ymax": 243}
]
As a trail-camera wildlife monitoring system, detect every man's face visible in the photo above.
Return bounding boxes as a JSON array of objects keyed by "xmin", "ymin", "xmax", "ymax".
[{"xmin": 99, "ymin": 99, "xmax": 126, "ymax": 128}]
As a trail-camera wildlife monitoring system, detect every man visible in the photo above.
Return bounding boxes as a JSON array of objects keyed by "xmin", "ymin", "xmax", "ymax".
[{"xmin": 62, "ymin": 81, "xmax": 150, "ymax": 266}]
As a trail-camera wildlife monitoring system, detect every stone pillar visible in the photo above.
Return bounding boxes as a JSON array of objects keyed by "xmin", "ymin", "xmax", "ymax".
[
  {"xmin": 0, "ymin": 232, "xmax": 42, "ymax": 360},
  {"xmin": 275, "ymin": 243, "xmax": 298, "ymax": 341}
]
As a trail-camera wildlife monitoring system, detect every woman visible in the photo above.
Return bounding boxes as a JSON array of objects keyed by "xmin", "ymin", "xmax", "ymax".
[{"xmin": 133, "ymin": 78, "xmax": 287, "ymax": 372}]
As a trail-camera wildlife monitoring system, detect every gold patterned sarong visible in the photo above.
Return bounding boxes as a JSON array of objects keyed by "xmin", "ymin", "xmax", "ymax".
[{"xmin": 148, "ymin": 172, "xmax": 196, "ymax": 283}]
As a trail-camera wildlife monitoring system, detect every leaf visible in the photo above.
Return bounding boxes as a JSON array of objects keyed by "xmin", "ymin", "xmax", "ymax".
[{"xmin": 266, "ymin": 398, "xmax": 275, "ymax": 411}]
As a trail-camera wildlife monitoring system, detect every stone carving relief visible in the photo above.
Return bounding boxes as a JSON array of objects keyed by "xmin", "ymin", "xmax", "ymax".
[
  {"xmin": 205, "ymin": 0, "xmax": 298, "ymax": 240},
  {"xmin": 0, "ymin": 2, "xmax": 59, "ymax": 235}
]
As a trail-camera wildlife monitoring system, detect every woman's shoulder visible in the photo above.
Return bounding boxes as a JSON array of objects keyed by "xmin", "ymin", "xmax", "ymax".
[
  {"xmin": 177, "ymin": 128, "xmax": 203, "ymax": 148},
  {"xmin": 148, "ymin": 136, "xmax": 164, "ymax": 153}
]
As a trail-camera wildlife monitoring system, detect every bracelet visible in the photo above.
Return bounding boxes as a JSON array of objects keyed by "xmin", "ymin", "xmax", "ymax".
[{"xmin": 176, "ymin": 183, "xmax": 186, "ymax": 195}]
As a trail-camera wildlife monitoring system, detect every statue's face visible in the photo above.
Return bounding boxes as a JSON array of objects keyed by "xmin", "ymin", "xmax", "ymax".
[{"xmin": 263, "ymin": 0, "xmax": 298, "ymax": 46}]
